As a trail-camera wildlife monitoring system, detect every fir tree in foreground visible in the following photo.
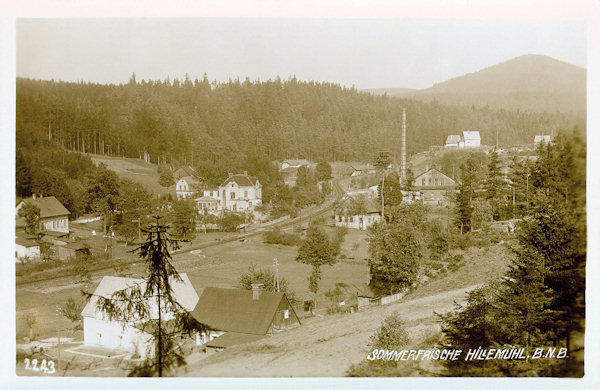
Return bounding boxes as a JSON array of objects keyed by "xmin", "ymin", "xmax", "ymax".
[
  {"xmin": 440, "ymin": 131, "xmax": 586, "ymax": 377},
  {"xmin": 85, "ymin": 217, "xmax": 209, "ymax": 377}
]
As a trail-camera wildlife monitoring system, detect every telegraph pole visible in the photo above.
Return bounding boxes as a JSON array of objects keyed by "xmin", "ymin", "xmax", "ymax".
[
  {"xmin": 401, "ymin": 108, "xmax": 407, "ymax": 184},
  {"xmin": 274, "ymin": 258, "xmax": 280, "ymax": 292}
]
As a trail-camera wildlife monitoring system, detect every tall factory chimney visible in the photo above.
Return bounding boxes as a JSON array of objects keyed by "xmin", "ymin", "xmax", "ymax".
[{"xmin": 401, "ymin": 108, "xmax": 407, "ymax": 183}]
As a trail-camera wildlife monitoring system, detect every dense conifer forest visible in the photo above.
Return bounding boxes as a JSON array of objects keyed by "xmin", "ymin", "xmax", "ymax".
[{"xmin": 17, "ymin": 76, "xmax": 583, "ymax": 177}]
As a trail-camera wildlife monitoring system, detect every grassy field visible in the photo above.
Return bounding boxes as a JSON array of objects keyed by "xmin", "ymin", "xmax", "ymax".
[
  {"xmin": 15, "ymin": 222, "xmax": 515, "ymax": 377},
  {"xmin": 89, "ymin": 154, "xmax": 171, "ymax": 197}
]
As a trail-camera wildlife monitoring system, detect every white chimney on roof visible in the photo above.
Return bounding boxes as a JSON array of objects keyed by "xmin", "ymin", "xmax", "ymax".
[{"xmin": 252, "ymin": 283, "xmax": 264, "ymax": 300}]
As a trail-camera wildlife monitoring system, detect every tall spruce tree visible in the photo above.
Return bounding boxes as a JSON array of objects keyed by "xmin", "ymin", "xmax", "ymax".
[
  {"xmin": 86, "ymin": 217, "xmax": 209, "ymax": 376},
  {"xmin": 484, "ymin": 149, "xmax": 508, "ymax": 220},
  {"xmin": 454, "ymin": 156, "xmax": 479, "ymax": 233}
]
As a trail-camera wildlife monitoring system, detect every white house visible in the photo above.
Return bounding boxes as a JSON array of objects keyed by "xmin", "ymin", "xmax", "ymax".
[
  {"xmin": 444, "ymin": 131, "xmax": 481, "ymax": 149},
  {"xmin": 196, "ymin": 172, "xmax": 262, "ymax": 214},
  {"xmin": 16, "ymin": 195, "xmax": 70, "ymax": 233},
  {"xmin": 15, "ymin": 236, "xmax": 40, "ymax": 261},
  {"xmin": 280, "ymin": 159, "xmax": 310, "ymax": 170},
  {"xmin": 176, "ymin": 176, "xmax": 199, "ymax": 200},
  {"xmin": 462, "ymin": 131, "xmax": 481, "ymax": 148},
  {"xmin": 81, "ymin": 274, "xmax": 199, "ymax": 358},
  {"xmin": 334, "ymin": 196, "xmax": 382, "ymax": 230}
]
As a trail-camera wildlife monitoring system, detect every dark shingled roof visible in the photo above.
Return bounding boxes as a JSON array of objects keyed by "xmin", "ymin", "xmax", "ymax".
[
  {"xmin": 191, "ymin": 287, "xmax": 287, "ymax": 335},
  {"xmin": 220, "ymin": 174, "xmax": 259, "ymax": 188},
  {"xmin": 18, "ymin": 196, "xmax": 70, "ymax": 218}
]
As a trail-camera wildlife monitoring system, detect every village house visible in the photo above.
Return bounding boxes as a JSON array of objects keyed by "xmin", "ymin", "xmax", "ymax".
[
  {"xmin": 350, "ymin": 163, "xmax": 377, "ymax": 176},
  {"xmin": 173, "ymin": 166, "xmax": 196, "ymax": 180},
  {"xmin": 195, "ymin": 172, "xmax": 262, "ymax": 214},
  {"xmin": 280, "ymin": 159, "xmax": 310, "ymax": 171},
  {"xmin": 444, "ymin": 134, "xmax": 461, "ymax": 149},
  {"xmin": 175, "ymin": 175, "xmax": 200, "ymax": 200},
  {"xmin": 334, "ymin": 197, "xmax": 382, "ymax": 230},
  {"xmin": 191, "ymin": 284, "xmax": 300, "ymax": 349},
  {"xmin": 462, "ymin": 131, "xmax": 481, "ymax": 148},
  {"xmin": 16, "ymin": 195, "xmax": 70, "ymax": 233},
  {"xmin": 15, "ymin": 236, "xmax": 40, "ymax": 261},
  {"xmin": 81, "ymin": 274, "xmax": 199, "ymax": 358},
  {"xmin": 444, "ymin": 131, "xmax": 481, "ymax": 149},
  {"xmin": 413, "ymin": 168, "xmax": 456, "ymax": 206}
]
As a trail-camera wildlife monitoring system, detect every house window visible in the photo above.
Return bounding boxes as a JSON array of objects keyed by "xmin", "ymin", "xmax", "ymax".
[
  {"xmin": 284, "ymin": 309, "xmax": 289, "ymax": 319},
  {"xmin": 428, "ymin": 178, "xmax": 432, "ymax": 185},
  {"xmin": 421, "ymin": 178, "xmax": 426, "ymax": 186},
  {"xmin": 230, "ymin": 191, "xmax": 236, "ymax": 200},
  {"xmin": 244, "ymin": 190, "xmax": 248, "ymax": 198}
]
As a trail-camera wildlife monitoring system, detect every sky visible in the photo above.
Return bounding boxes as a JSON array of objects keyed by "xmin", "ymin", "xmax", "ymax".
[{"xmin": 16, "ymin": 18, "xmax": 587, "ymax": 90}]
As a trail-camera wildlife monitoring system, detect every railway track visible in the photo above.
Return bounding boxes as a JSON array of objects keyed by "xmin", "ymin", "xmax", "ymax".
[{"xmin": 17, "ymin": 178, "xmax": 347, "ymax": 286}]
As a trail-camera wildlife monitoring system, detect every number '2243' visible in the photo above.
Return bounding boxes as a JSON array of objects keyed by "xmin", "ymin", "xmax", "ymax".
[{"xmin": 23, "ymin": 358, "xmax": 55, "ymax": 374}]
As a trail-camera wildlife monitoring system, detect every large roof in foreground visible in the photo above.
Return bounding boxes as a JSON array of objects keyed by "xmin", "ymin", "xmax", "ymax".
[{"xmin": 191, "ymin": 287, "xmax": 288, "ymax": 335}]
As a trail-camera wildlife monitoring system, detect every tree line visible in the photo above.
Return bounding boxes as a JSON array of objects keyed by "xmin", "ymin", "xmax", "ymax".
[{"xmin": 17, "ymin": 76, "xmax": 583, "ymax": 176}]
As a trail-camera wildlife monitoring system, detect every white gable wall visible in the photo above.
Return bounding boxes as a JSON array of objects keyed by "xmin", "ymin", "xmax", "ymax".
[{"xmin": 83, "ymin": 316, "xmax": 152, "ymax": 358}]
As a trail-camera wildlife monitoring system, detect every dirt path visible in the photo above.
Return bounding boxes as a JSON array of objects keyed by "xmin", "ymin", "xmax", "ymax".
[{"xmin": 181, "ymin": 285, "xmax": 475, "ymax": 377}]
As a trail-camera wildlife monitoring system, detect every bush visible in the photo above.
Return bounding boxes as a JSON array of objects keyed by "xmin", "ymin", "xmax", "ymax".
[{"xmin": 263, "ymin": 230, "xmax": 302, "ymax": 246}]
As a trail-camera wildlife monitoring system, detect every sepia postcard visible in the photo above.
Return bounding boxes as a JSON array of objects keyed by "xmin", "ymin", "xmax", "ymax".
[{"xmin": 2, "ymin": 1, "xmax": 599, "ymax": 389}]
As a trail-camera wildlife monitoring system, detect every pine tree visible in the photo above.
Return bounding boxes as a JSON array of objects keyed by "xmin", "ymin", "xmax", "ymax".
[
  {"xmin": 484, "ymin": 149, "xmax": 508, "ymax": 220},
  {"xmin": 454, "ymin": 156, "xmax": 479, "ymax": 233},
  {"xmin": 440, "ymin": 131, "xmax": 586, "ymax": 377},
  {"xmin": 86, "ymin": 217, "xmax": 209, "ymax": 377}
]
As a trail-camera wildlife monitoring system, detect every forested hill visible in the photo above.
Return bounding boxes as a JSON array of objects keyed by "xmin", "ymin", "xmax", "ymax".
[
  {"xmin": 17, "ymin": 76, "xmax": 582, "ymax": 178},
  {"xmin": 367, "ymin": 55, "xmax": 586, "ymax": 113}
]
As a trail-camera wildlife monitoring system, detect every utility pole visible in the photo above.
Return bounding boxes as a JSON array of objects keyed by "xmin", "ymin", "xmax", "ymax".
[
  {"xmin": 55, "ymin": 306, "xmax": 61, "ymax": 373},
  {"xmin": 401, "ymin": 108, "xmax": 407, "ymax": 184},
  {"xmin": 274, "ymin": 258, "xmax": 280, "ymax": 292},
  {"xmin": 131, "ymin": 219, "xmax": 141, "ymax": 243}
]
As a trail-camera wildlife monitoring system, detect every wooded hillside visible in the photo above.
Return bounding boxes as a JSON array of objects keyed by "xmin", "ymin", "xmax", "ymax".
[{"xmin": 17, "ymin": 75, "xmax": 583, "ymax": 181}]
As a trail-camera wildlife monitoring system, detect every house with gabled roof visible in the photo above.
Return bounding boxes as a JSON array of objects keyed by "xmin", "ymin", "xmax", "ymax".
[
  {"xmin": 173, "ymin": 166, "xmax": 196, "ymax": 180},
  {"xmin": 16, "ymin": 195, "xmax": 70, "ymax": 233},
  {"xmin": 190, "ymin": 284, "xmax": 300, "ymax": 349},
  {"xmin": 462, "ymin": 131, "xmax": 481, "ymax": 148},
  {"xmin": 334, "ymin": 196, "xmax": 382, "ymax": 230},
  {"xmin": 195, "ymin": 172, "xmax": 262, "ymax": 214},
  {"xmin": 444, "ymin": 131, "xmax": 481, "ymax": 149},
  {"xmin": 280, "ymin": 159, "xmax": 310, "ymax": 170},
  {"xmin": 176, "ymin": 175, "xmax": 200, "ymax": 200},
  {"xmin": 81, "ymin": 274, "xmax": 199, "ymax": 358},
  {"xmin": 445, "ymin": 134, "xmax": 461, "ymax": 149},
  {"xmin": 414, "ymin": 168, "xmax": 456, "ymax": 205}
]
